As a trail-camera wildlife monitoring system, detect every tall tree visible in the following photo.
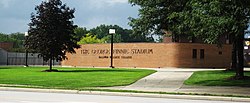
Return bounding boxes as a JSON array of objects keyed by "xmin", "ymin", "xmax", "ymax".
[
  {"xmin": 103, "ymin": 33, "xmax": 123, "ymax": 43},
  {"xmin": 89, "ymin": 24, "xmax": 154, "ymax": 43},
  {"xmin": 184, "ymin": 0, "xmax": 250, "ymax": 79},
  {"xmin": 90, "ymin": 24, "xmax": 119, "ymax": 39},
  {"xmin": 74, "ymin": 27, "xmax": 89, "ymax": 41},
  {"xmin": 27, "ymin": 0, "xmax": 80, "ymax": 71},
  {"xmin": 128, "ymin": 0, "xmax": 186, "ymax": 38},
  {"xmin": 129, "ymin": 0, "xmax": 250, "ymax": 79}
]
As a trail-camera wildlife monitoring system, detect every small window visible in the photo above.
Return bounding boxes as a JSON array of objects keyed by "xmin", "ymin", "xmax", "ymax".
[
  {"xmin": 200, "ymin": 49, "xmax": 204, "ymax": 59},
  {"xmin": 192, "ymin": 49, "xmax": 197, "ymax": 59},
  {"xmin": 219, "ymin": 51, "xmax": 222, "ymax": 55}
]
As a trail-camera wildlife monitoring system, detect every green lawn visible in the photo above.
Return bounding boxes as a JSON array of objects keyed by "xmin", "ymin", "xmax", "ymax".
[
  {"xmin": 184, "ymin": 70, "xmax": 250, "ymax": 87},
  {"xmin": 0, "ymin": 67, "xmax": 156, "ymax": 89}
]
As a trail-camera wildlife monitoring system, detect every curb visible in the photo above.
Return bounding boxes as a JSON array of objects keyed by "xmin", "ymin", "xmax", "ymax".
[{"xmin": 1, "ymin": 87, "xmax": 250, "ymax": 102}]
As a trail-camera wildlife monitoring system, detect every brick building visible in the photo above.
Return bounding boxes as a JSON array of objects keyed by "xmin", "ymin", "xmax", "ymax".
[
  {"xmin": 62, "ymin": 42, "xmax": 232, "ymax": 68},
  {"xmin": 0, "ymin": 42, "xmax": 14, "ymax": 51}
]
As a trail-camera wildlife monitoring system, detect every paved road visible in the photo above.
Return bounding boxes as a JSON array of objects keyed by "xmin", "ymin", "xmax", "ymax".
[{"xmin": 0, "ymin": 91, "xmax": 245, "ymax": 103}]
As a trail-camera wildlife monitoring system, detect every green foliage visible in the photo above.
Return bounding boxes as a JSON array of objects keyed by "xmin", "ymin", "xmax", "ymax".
[
  {"xmin": 90, "ymin": 24, "xmax": 114, "ymax": 39},
  {"xmin": 0, "ymin": 33, "xmax": 15, "ymax": 42},
  {"xmin": 0, "ymin": 33, "xmax": 25, "ymax": 52},
  {"xmin": 129, "ymin": 0, "xmax": 250, "ymax": 78},
  {"xmin": 103, "ymin": 33, "xmax": 122, "ymax": 43},
  {"xmin": 74, "ymin": 27, "xmax": 89, "ymax": 41},
  {"xmin": 77, "ymin": 33, "xmax": 105, "ymax": 44},
  {"xmin": 0, "ymin": 67, "xmax": 156, "ymax": 89},
  {"xmin": 27, "ymin": 0, "xmax": 80, "ymax": 63},
  {"xmin": 89, "ymin": 24, "xmax": 125, "ymax": 43},
  {"xmin": 129, "ymin": 0, "xmax": 250, "ymax": 44},
  {"xmin": 185, "ymin": 71, "xmax": 250, "ymax": 87},
  {"xmin": 128, "ymin": 0, "xmax": 187, "ymax": 37},
  {"xmin": 176, "ymin": 0, "xmax": 250, "ymax": 44},
  {"xmin": 9, "ymin": 32, "xmax": 25, "ymax": 49},
  {"xmin": 90, "ymin": 24, "xmax": 154, "ymax": 43},
  {"xmin": 71, "ymin": 24, "xmax": 155, "ymax": 43}
]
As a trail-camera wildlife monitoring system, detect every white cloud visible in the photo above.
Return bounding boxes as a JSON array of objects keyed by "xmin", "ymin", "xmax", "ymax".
[
  {"xmin": 0, "ymin": 18, "xmax": 28, "ymax": 34},
  {"xmin": 105, "ymin": 0, "xmax": 128, "ymax": 4},
  {"xmin": 0, "ymin": 0, "xmax": 12, "ymax": 8},
  {"xmin": 81, "ymin": 16, "xmax": 119, "ymax": 29},
  {"xmin": 88, "ymin": 0, "xmax": 128, "ymax": 9},
  {"xmin": 0, "ymin": 0, "xmax": 138, "ymax": 34}
]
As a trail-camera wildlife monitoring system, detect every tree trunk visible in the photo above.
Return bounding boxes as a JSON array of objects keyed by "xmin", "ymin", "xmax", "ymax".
[
  {"xmin": 230, "ymin": 42, "xmax": 237, "ymax": 71},
  {"xmin": 235, "ymin": 35, "xmax": 244, "ymax": 79},
  {"xmin": 49, "ymin": 57, "xmax": 52, "ymax": 71}
]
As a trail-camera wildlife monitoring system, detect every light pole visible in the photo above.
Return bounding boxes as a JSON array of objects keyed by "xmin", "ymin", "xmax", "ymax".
[
  {"xmin": 24, "ymin": 32, "xmax": 29, "ymax": 67},
  {"xmin": 109, "ymin": 29, "xmax": 115, "ymax": 68}
]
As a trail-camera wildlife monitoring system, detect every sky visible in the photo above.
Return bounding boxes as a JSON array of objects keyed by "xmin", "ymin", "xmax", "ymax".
[{"xmin": 0, "ymin": 0, "xmax": 139, "ymax": 34}]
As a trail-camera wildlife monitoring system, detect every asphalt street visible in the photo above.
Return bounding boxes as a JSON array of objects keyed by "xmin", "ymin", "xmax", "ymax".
[{"xmin": 0, "ymin": 91, "xmax": 246, "ymax": 103}]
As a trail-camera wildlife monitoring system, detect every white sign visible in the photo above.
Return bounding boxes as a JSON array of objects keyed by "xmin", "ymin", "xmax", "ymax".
[
  {"xmin": 109, "ymin": 29, "xmax": 115, "ymax": 34},
  {"xmin": 244, "ymin": 46, "xmax": 248, "ymax": 50},
  {"xmin": 25, "ymin": 32, "xmax": 29, "ymax": 36}
]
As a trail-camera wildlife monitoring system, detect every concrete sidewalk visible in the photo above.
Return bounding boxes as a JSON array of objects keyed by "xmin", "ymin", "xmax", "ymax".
[
  {"xmin": 102, "ymin": 68, "xmax": 250, "ymax": 97},
  {"xmin": 103, "ymin": 69, "xmax": 194, "ymax": 92}
]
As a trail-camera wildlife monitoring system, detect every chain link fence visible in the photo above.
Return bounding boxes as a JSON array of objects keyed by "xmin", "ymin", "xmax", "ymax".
[{"xmin": 0, "ymin": 48, "xmax": 60, "ymax": 66}]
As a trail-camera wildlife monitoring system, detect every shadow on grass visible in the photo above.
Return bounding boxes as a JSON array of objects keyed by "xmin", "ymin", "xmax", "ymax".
[
  {"xmin": 187, "ymin": 70, "xmax": 250, "ymax": 87},
  {"xmin": 192, "ymin": 77, "xmax": 250, "ymax": 87},
  {"xmin": 0, "ymin": 67, "xmax": 24, "ymax": 69},
  {"xmin": 0, "ymin": 67, "xmax": 45, "ymax": 70}
]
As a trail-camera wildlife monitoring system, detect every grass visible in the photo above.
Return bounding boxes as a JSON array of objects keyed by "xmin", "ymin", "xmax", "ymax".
[
  {"xmin": 0, "ymin": 66, "xmax": 156, "ymax": 89},
  {"xmin": 184, "ymin": 70, "xmax": 250, "ymax": 87}
]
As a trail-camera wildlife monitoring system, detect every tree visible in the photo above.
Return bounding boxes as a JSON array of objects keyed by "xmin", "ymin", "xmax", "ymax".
[
  {"xmin": 129, "ymin": 0, "xmax": 250, "ymax": 79},
  {"xmin": 89, "ymin": 24, "xmax": 124, "ymax": 43},
  {"xmin": 0, "ymin": 33, "xmax": 26, "ymax": 52},
  {"xmin": 103, "ymin": 33, "xmax": 122, "ymax": 43},
  {"xmin": 90, "ymin": 24, "xmax": 116, "ymax": 39},
  {"xmin": 74, "ymin": 27, "xmax": 89, "ymax": 41},
  {"xmin": 182, "ymin": 0, "xmax": 250, "ymax": 79},
  {"xmin": 0, "ymin": 33, "xmax": 15, "ymax": 42},
  {"xmin": 9, "ymin": 32, "xmax": 25, "ymax": 49},
  {"xmin": 27, "ymin": 0, "xmax": 80, "ymax": 71},
  {"xmin": 89, "ymin": 24, "xmax": 154, "ymax": 43},
  {"xmin": 77, "ymin": 33, "xmax": 105, "ymax": 44}
]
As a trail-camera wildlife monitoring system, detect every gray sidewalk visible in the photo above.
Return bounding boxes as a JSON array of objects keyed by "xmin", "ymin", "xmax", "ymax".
[
  {"xmin": 102, "ymin": 68, "xmax": 250, "ymax": 97},
  {"xmin": 103, "ymin": 69, "xmax": 194, "ymax": 92}
]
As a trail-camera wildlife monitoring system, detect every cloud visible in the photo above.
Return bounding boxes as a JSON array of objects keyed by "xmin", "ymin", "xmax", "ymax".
[
  {"xmin": 88, "ymin": 0, "xmax": 128, "ymax": 9},
  {"xmin": 0, "ymin": 0, "xmax": 138, "ymax": 34},
  {"xmin": 0, "ymin": 0, "xmax": 12, "ymax": 8},
  {"xmin": 82, "ymin": 16, "xmax": 119, "ymax": 29},
  {"xmin": 0, "ymin": 18, "xmax": 29, "ymax": 33},
  {"xmin": 105, "ymin": 0, "xmax": 128, "ymax": 4}
]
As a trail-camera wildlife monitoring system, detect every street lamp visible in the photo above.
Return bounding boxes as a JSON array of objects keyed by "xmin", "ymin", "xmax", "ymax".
[
  {"xmin": 109, "ymin": 29, "xmax": 115, "ymax": 68},
  {"xmin": 24, "ymin": 32, "xmax": 29, "ymax": 67}
]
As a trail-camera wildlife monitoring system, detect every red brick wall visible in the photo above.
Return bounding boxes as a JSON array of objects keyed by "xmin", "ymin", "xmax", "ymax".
[
  {"xmin": 0, "ymin": 42, "xmax": 13, "ymax": 51},
  {"xmin": 62, "ymin": 43, "xmax": 232, "ymax": 68},
  {"xmin": 163, "ymin": 37, "xmax": 172, "ymax": 43}
]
